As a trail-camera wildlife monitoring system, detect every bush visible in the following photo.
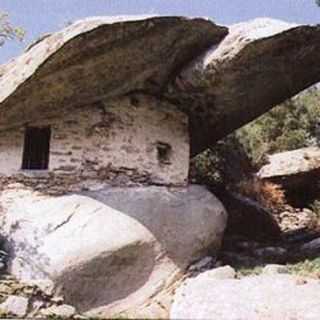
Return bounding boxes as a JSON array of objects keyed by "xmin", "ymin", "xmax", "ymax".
[
  {"xmin": 236, "ymin": 178, "xmax": 286, "ymax": 212},
  {"xmin": 191, "ymin": 87, "xmax": 319, "ymax": 213},
  {"xmin": 0, "ymin": 12, "xmax": 24, "ymax": 47},
  {"xmin": 237, "ymin": 87, "xmax": 320, "ymax": 166},
  {"xmin": 190, "ymin": 134, "xmax": 255, "ymax": 188}
]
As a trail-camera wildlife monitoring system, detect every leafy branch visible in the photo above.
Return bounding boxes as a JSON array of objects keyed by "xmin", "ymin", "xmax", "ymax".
[{"xmin": 0, "ymin": 11, "xmax": 25, "ymax": 47}]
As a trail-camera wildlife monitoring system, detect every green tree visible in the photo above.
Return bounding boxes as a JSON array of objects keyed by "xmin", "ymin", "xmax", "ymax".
[
  {"xmin": 0, "ymin": 11, "xmax": 24, "ymax": 47},
  {"xmin": 236, "ymin": 87, "xmax": 320, "ymax": 166}
]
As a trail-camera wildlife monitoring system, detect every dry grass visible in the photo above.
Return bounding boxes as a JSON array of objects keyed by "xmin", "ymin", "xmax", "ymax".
[{"xmin": 237, "ymin": 177, "xmax": 286, "ymax": 212}]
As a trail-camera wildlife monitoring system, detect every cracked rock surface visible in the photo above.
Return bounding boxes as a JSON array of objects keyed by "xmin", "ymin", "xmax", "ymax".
[
  {"xmin": 1, "ymin": 17, "xmax": 320, "ymax": 155},
  {"xmin": 171, "ymin": 269, "xmax": 320, "ymax": 320},
  {"xmin": 0, "ymin": 184, "xmax": 226, "ymax": 318}
]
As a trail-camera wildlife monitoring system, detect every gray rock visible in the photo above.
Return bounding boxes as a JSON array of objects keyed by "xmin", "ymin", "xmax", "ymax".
[
  {"xmin": 23, "ymin": 279, "xmax": 54, "ymax": 296},
  {"xmin": 259, "ymin": 147, "xmax": 320, "ymax": 180},
  {"xmin": 40, "ymin": 304, "xmax": 76, "ymax": 318},
  {"xmin": 258, "ymin": 147, "xmax": 320, "ymax": 192},
  {"xmin": 262, "ymin": 264, "xmax": 288, "ymax": 275},
  {"xmin": 200, "ymin": 266, "xmax": 236, "ymax": 280},
  {"xmin": 0, "ymin": 295, "xmax": 29, "ymax": 317},
  {"xmin": 82, "ymin": 185, "xmax": 227, "ymax": 266},
  {"xmin": 0, "ymin": 185, "xmax": 227, "ymax": 319},
  {"xmin": 300, "ymin": 237, "xmax": 320, "ymax": 253},
  {"xmin": 188, "ymin": 256, "xmax": 215, "ymax": 272},
  {"xmin": 221, "ymin": 192, "xmax": 281, "ymax": 241},
  {"xmin": 171, "ymin": 274, "xmax": 320, "ymax": 320},
  {"xmin": 169, "ymin": 19, "xmax": 320, "ymax": 153}
]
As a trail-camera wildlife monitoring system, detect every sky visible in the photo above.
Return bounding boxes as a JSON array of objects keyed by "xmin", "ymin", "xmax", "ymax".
[{"xmin": 0, "ymin": 0, "xmax": 320, "ymax": 64}]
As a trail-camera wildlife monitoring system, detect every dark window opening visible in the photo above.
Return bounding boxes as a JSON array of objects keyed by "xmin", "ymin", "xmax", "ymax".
[
  {"xmin": 156, "ymin": 142, "xmax": 172, "ymax": 165},
  {"xmin": 22, "ymin": 126, "xmax": 51, "ymax": 170}
]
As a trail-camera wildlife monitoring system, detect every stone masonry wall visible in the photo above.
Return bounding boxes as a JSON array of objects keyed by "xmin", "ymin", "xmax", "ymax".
[{"xmin": 0, "ymin": 95, "xmax": 189, "ymax": 194}]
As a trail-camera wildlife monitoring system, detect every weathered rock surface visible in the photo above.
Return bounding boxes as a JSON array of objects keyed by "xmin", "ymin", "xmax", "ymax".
[
  {"xmin": 300, "ymin": 237, "xmax": 320, "ymax": 254},
  {"xmin": 219, "ymin": 191, "xmax": 281, "ymax": 241},
  {"xmin": 188, "ymin": 256, "xmax": 216, "ymax": 273},
  {"xmin": 0, "ymin": 295, "xmax": 29, "ymax": 317},
  {"xmin": 0, "ymin": 16, "xmax": 227, "ymax": 133},
  {"xmin": 82, "ymin": 185, "xmax": 227, "ymax": 266},
  {"xmin": 40, "ymin": 304, "xmax": 76, "ymax": 318},
  {"xmin": 171, "ymin": 271, "xmax": 320, "ymax": 320},
  {"xmin": 0, "ymin": 274, "xmax": 83, "ymax": 318},
  {"xmin": 169, "ymin": 18, "xmax": 320, "ymax": 154},
  {"xmin": 0, "ymin": 184, "xmax": 227, "ymax": 318},
  {"xmin": 258, "ymin": 147, "xmax": 320, "ymax": 207},
  {"xmin": 198, "ymin": 265, "xmax": 236, "ymax": 280},
  {"xmin": 279, "ymin": 207, "xmax": 318, "ymax": 232},
  {"xmin": 258, "ymin": 146, "xmax": 320, "ymax": 187},
  {"xmin": 1, "ymin": 17, "xmax": 320, "ymax": 155},
  {"xmin": 262, "ymin": 264, "xmax": 288, "ymax": 275}
]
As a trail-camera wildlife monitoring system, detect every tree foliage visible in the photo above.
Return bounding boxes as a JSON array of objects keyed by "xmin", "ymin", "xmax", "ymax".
[
  {"xmin": 191, "ymin": 134, "xmax": 255, "ymax": 188},
  {"xmin": 236, "ymin": 87, "xmax": 320, "ymax": 166},
  {"xmin": 192, "ymin": 87, "xmax": 320, "ymax": 190},
  {"xmin": 0, "ymin": 11, "xmax": 24, "ymax": 47}
]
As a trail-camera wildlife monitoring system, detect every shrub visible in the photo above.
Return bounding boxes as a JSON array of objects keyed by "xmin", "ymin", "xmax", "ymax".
[
  {"xmin": 0, "ymin": 12, "xmax": 24, "ymax": 47},
  {"xmin": 190, "ymin": 134, "xmax": 255, "ymax": 188},
  {"xmin": 237, "ymin": 87, "xmax": 320, "ymax": 166},
  {"xmin": 236, "ymin": 178, "xmax": 286, "ymax": 212},
  {"xmin": 287, "ymin": 258, "xmax": 320, "ymax": 278}
]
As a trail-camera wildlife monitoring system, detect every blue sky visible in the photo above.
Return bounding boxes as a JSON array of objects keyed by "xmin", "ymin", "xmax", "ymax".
[{"xmin": 1, "ymin": 0, "xmax": 319, "ymax": 64}]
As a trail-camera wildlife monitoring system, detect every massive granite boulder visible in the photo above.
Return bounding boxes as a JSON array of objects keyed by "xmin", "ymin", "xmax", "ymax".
[
  {"xmin": 0, "ymin": 184, "xmax": 227, "ymax": 318},
  {"xmin": 168, "ymin": 18, "xmax": 320, "ymax": 154},
  {"xmin": 0, "ymin": 16, "xmax": 227, "ymax": 132},
  {"xmin": 1, "ymin": 17, "xmax": 320, "ymax": 155}
]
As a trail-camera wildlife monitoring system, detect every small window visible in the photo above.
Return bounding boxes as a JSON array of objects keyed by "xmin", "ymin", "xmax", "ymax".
[
  {"xmin": 22, "ymin": 126, "xmax": 51, "ymax": 170},
  {"xmin": 156, "ymin": 142, "xmax": 172, "ymax": 165}
]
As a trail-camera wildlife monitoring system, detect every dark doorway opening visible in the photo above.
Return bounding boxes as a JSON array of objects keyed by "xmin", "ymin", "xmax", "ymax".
[{"xmin": 22, "ymin": 126, "xmax": 51, "ymax": 170}]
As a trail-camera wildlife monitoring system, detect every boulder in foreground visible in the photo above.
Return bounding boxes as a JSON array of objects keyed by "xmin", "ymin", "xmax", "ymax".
[
  {"xmin": 171, "ymin": 269, "xmax": 320, "ymax": 320},
  {"xmin": 0, "ymin": 185, "xmax": 227, "ymax": 318}
]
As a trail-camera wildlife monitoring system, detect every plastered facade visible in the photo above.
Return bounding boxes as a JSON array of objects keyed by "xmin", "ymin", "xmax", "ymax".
[{"xmin": 0, "ymin": 95, "xmax": 189, "ymax": 192}]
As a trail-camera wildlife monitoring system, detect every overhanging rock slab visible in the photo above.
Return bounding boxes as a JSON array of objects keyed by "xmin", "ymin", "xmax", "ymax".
[
  {"xmin": 0, "ymin": 16, "xmax": 227, "ymax": 131},
  {"xmin": 168, "ymin": 18, "xmax": 320, "ymax": 154},
  {"xmin": 1, "ymin": 17, "xmax": 320, "ymax": 156}
]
